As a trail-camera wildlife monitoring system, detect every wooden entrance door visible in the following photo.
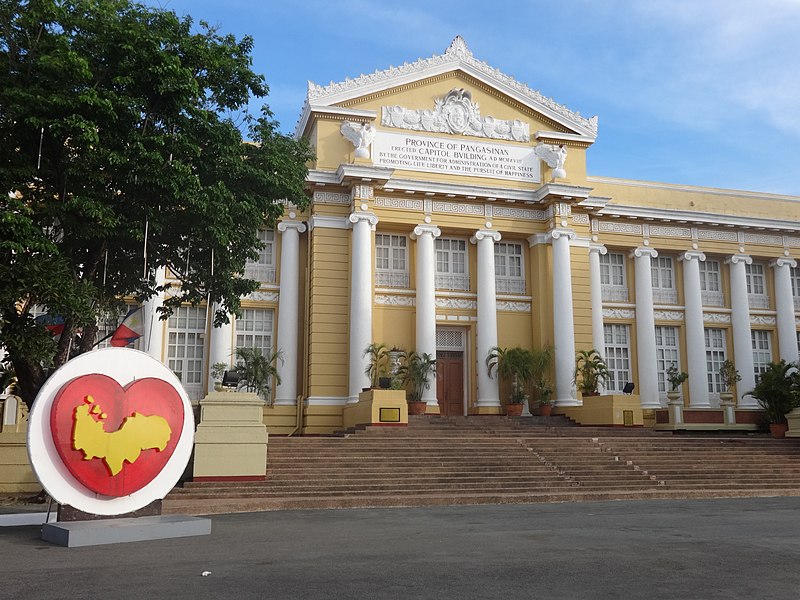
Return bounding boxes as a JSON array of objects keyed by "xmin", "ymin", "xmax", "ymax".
[{"xmin": 436, "ymin": 351, "xmax": 464, "ymax": 416}]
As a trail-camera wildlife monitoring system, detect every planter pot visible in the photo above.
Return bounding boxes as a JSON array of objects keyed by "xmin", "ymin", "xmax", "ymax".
[
  {"xmin": 506, "ymin": 403, "xmax": 523, "ymax": 417},
  {"xmin": 408, "ymin": 401, "xmax": 427, "ymax": 416},
  {"xmin": 539, "ymin": 404, "xmax": 553, "ymax": 417},
  {"xmin": 213, "ymin": 382, "xmax": 223, "ymax": 392},
  {"xmin": 378, "ymin": 377, "xmax": 392, "ymax": 390},
  {"xmin": 666, "ymin": 391, "xmax": 682, "ymax": 404},
  {"xmin": 770, "ymin": 423, "xmax": 788, "ymax": 439}
]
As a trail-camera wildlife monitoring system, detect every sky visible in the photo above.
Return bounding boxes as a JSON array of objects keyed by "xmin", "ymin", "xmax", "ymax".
[{"xmin": 151, "ymin": 0, "xmax": 800, "ymax": 197}]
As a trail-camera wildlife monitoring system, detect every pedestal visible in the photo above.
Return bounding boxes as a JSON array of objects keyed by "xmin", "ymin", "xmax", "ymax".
[{"xmin": 193, "ymin": 391, "xmax": 268, "ymax": 481}]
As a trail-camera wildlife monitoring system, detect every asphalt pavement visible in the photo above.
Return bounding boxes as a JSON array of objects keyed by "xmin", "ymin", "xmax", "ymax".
[{"xmin": 2, "ymin": 497, "xmax": 800, "ymax": 599}]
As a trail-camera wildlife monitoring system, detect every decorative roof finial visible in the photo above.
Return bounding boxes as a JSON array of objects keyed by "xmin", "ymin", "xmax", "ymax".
[{"xmin": 445, "ymin": 36, "xmax": 472, "ymax": 59}]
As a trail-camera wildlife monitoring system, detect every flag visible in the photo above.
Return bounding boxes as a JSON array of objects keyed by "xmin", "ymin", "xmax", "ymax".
[
  {"xmin": 34, "ymin": 313, "xmax": 65, "ymax": 337},
  {"xmin": 110, "ymin": 307, "xmax": 144, "ymax": 347}
]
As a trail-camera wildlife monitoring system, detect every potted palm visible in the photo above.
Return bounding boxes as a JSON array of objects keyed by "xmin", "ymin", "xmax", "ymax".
[
  {"xmin": 718, "ymin": 359, "xmax": 741, "ymax": 404},
  {"xmin": 234, "ymin": 347, "xmax": 283, "ymax": 405},
  {"xmin": 363, "ymin": 343, "xmax": 391, "ymax": 389},
  {"xmin": 210, "ymin": 362, "xmax": 228, "ymax": 392},
  {"xmin": 666, "ymin": 363, "xmax": 689, "ymax": 403},
  {"xmin": 747, "ymin": 360, "xmax": 800, "ymax": 438},
  {"xmin": 574, "ymin": 349, "xmax": 609, "ymax": 397},
  {"xmin": 487, "ymin": 346, "xmax": 533, "ymax": 417},
  {"xmin": 397, "ymin": 351, "xmax": 436, "ymax": 415},
  {"xmin": 530, "ymin": 346, "xmax": 554, "ymax": 416}
]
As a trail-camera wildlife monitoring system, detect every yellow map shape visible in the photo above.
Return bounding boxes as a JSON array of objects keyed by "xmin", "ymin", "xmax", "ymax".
[{"xmin": 72, "ymin": 396, "xmax": 172, "ymax": 476}]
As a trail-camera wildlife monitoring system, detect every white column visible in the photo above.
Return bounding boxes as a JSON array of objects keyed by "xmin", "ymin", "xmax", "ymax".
[
  {"xmin": 680, "ymin": 251, "xmax": 711, "ymax": 408},
  {"xmin": 771, "ymin": 257, "xmax": 799, "ymax": 364},
  {"xmin": 588, "ymin": 243, "xmax": 607, "ymax": 394},
  {"xmin": 274, "ymin": 220, "xmax": 307, "ymax": 405},
  {"xmin": 631, "ymin": 247, "xmax": 660, "ymax": 408},
  {"xmin": 471, "ymin": 229, "xmax": 502, "ymax": 409},
  {"xmin": 208, "ymin": 303, "xmax": 233, "ymax": 385},
  {"xmin": 411, "ymin": 224, "xmax": 441, "ymax": 407},
  {"xmin": 347, "ymin": 211, "xmax": 378, "ymax": 403},
  {"xmin": 550, "ymin": 229, "xmax": 578, "ymax": 406},
  {"xmin": 727, "ymin": 254, "xmax": 756, "ymax": 408},
  {"xmin": 143, "ymin": 266, "xmax": 166, "ymax": 361}
]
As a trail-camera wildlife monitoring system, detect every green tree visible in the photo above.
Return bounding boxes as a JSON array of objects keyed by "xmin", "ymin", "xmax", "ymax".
[{"xmin": 0, "ymin": 0, "xmax": 314, "ymax": 407}]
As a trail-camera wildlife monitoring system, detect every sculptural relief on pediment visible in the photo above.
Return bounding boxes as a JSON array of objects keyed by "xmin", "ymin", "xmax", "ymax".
[{"xmin": 381, "ymin": 88, "xmax": 530, "ymax": 142}]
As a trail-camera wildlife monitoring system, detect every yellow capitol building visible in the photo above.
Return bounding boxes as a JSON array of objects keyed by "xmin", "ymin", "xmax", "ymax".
[{"xmin": 139, "ymin": 37, "xmax": 799, "ymax": 434}]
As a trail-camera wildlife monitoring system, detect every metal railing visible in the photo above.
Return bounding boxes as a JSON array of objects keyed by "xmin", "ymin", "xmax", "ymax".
[
  {"xmin": 435, "ymin": 274, "xmax": 470, "ymax": 291},
  {"xmin": 244, "ymin": 264, "xmax": 277, "ymax": 284},
  {"xmin": 748, "ymin": 294, "xmax": 770, "ymax": 309},
  {"xmin": 601, "ymin": 285, "xmax": 629, "ymax": 303},
  {"xmin": 701, "ymin": 290, "xmax": 725, "ymax": 307},
  {"xmin": 495, "ymin": 277, "xmax": 526, "ymax": 295},
  {"xmin": 375, "ymin": 271, "xmax": 410, "ymax": 288},
  {"xmin": 652, "ymin": 288, "xmax": 678, "ymax": 305}
]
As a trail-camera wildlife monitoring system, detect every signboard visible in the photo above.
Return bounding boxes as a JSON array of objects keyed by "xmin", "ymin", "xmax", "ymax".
[
  {"xmin": 373, "ymin": 131, "xmax": 540, "ymax": 183},
  {"xmin": 27, "ymin": 348, "xmax": 194, "ymax": 516}
]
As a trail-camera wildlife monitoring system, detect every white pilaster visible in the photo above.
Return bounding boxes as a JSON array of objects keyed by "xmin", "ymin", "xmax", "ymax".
[
  {"xmin": 631, "ymin": 247, "xmax": 660, "ymax": 408},
  {"xmin": 550, "ymin": 228, "xmax": 578, "ymax": 406},
  {"xmin": 411, "ymin": 224, "xmax": 441, "ymax": 407},
  {"xmin": 347, "ymin": 211, "xmax": 378, "ymax": 403},
  {"xmin": 680, "ymin": 251, "xmax": 710, "ymax": 407},
  {"xmin": 471, "ymin": 229, "xmax": 502, "ymax": 409},
  {"xmin": 727, "ymin": 254, "xmax": 756, "ymax": 408},
  {"xmin": 588, "ymin": 243, "xmax": 607, "ymax": 394},
  {"xmin": 208, "ymin": 303, "xmax": 233, "ymax": 385},
  {"xmin": 771, "ymin": 257, "xmax": 799, "ymax": 364},
  {"xmin": 274, "ymin": 220, "xmax": 307, "ymax": 405},
  {"xmin": 143, "ymin": 266, "xmax": 166, "ymax": 361}
]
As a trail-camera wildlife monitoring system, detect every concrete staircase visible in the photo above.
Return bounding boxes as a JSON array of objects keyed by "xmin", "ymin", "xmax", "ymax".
[{"xmin": 163, "ymin": 416, "xmax": 800, "ymax": 515}]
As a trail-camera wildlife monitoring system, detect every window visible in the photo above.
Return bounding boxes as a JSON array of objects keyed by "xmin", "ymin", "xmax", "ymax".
[
  {"xmin": 791, "ymin": 266, "xmax": 800, "ymax": 310},
  {"xmin": 375, "ymin": 234, "xmax": 409, "ymax": 288},
  {"xmin": 600, "ymin": 252, "xmax": 628, "ymax": 302},
  {"xmin": 494, "ymin": 242, "xmax": 525, "ymax": 294},
  {"xmin": 235, "ymin": 308, "xmax": 274, "ymax": 358},
  {"xmin": 244, "ymin": 229, "xmax": 276, "ymax": 283},
  {"xmin": 704, "ymin": 328, "xmax": 727, "ymax": 395},
  {"xmin": 746, "ymin": 262, "xmax": 768, "ymax": 308},
  {"xmin": 651, "ymin": 256, "xmax": 677, "ymax": 304},
  {"xmin": 435, "ymin": 238, "xmax": 469, "ymax": 291},
  {"xmin": 655, "ymin": 326, "xmax": 680, "ymax": 398},
  {"xmin": 603, "ymin": 324, "xmax": 631, "ymax": 393},
  {"xmin": 167, "ymin": 306, "xmax": 207, "ymax": 400},
  {"xmin": 751, "ymin": 330, "xmax": 772, "ymax": 383},
  {"xmin": 699, "ymin": 259, "xmax": 724, "ymax": 307}
]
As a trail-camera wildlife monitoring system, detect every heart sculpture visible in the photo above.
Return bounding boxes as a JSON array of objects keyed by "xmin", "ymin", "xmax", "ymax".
[{"xmin": 49, "ymin": 374, "xmax": 184, "ymax": 497}]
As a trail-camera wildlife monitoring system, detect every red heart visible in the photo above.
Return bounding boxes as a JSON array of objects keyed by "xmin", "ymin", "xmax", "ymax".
[{"xmin": 50, "ymin": 374, "xmax": 185, "ymax": 497}]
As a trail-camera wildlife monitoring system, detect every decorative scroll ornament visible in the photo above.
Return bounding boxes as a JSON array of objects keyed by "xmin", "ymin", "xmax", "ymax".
[
  {"xmin": 534, "ymin": 144, "xmax": 567, "ymax": 180},
  {"xmin": 340, "ymin": 121, "xmax": 376, "ymax": 158},
  {"xmin": 381, "ymin": 88, "xmax": 530, "ymax": 142}
]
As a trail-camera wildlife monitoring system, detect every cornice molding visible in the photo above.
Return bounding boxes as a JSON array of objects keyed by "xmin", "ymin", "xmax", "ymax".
[{"xmin": 299, "ymin": 36, "xmax": 598, "ymax": 139}]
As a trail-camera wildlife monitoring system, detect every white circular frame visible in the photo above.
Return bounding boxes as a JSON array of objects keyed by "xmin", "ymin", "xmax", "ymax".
[{"xmin": 27, "ymin": 348, "xmax": 194, "ymax": 515}]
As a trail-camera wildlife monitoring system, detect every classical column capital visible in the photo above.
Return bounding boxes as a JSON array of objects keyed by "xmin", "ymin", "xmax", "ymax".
[
  {"xmin": 725, "ymin": 253, "xmax": 752, "ymax": 265},
  {"xmin": 277, "ymin": 220, "xmax": 307, "ymax": 234},
  {"xmin": 470, "ymin": 229, "xmax": 502, "ymax": 244},
  {"xmin": 630, "ymin": 246, "xmax": 658, "ymax": 259},
  {"xmin": 547, "ymin": 228, "xmax": 575, "ymax": 242},
  {"xmin": 348, "ymin": 211, "xmax": 379, "ymax": 230},
  {"xmin": 679, "ymin": 250, "xmax": 706, "ymax": 262},
  {"xmin": 588, "ymin": 242, "xmax": 607, "ymax": 256},
  {"xmin": 770, "ymin": 257, "xmax": 797, "ymax": 269},
  {"xmin": 411, "ymin": 224, "xmax": 441, "ymax": 240}
]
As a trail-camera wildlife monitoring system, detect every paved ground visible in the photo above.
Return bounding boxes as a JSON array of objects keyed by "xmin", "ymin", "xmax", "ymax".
[{"xmin": 2, "ymin": 497, "xmax": 800, "ymax": 599}]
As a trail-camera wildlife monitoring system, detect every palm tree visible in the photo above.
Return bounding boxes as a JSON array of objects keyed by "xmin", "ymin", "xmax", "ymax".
[
  {"xmin": 234, "ymin": 347, "xmax": 283, "ymax": 403},
  {"xmin": 529, "ymin": 345, "xmax": 554, "ymax": 404},
  {"xmin": 487, "ymin": 346, "xmax": 533, "ymax": 403},
  {"xmin": 396, "ymin": 352, "xmax": 437, "ymax": 402},
  {"xmin": 363, "ymin": 343, "xmax": 390, "ymax": 388},
  {"xmin": 574, "ymin": 349, "xmax": 609, "ymax": 396}
]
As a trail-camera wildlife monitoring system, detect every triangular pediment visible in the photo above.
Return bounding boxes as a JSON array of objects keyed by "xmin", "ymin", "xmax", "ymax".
[{"xmin": 298, "ymin": 36, "xmax": 597, "ymax": 140}]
